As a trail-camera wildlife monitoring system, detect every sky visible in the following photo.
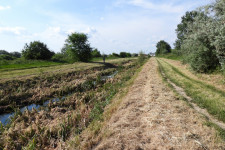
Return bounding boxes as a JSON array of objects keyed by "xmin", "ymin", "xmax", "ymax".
[{"xmin": 0, "ymin": 0, "xmax": 211, "ymax": 54}]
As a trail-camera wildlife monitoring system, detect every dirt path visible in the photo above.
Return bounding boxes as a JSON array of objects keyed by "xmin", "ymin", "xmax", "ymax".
[{"xmin": 94, "ymin": 58, "xmax": 224, "ymax": 150}]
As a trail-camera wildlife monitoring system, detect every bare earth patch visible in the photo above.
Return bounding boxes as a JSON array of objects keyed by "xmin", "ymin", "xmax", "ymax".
[{"xmin": 93, "ymin": 58, "xmax": 224, "ymax": 150}]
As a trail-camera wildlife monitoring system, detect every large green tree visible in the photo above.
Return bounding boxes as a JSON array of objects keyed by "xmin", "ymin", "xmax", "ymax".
[
  {"xmin": 156, "ymin": 40, "xmax": 171, "ymax": 55},
  {"xmin": 179, "ymin": 0, "xmax": 225, "ymax": 72},
  {"xmin": 22, "ymin": 41, "xmax": 54, "ymax": 60},
  {"xmin": 64, "ymin": 32, "xmax": 92, "ymax": 62},
  {"xmin": 174, "ymin": 11, "xmax": 199, "ymax": 50}
]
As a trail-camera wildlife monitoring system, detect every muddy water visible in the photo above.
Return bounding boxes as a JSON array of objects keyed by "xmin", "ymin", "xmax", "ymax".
[{"xmin": 0, "ymin": 71, "xmax": 118, "ymax": 125}]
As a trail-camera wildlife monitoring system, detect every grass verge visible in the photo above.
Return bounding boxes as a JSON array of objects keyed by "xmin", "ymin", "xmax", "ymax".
[{"xmin": 157, "ymin": 58, "xmax": 225, "ymax": 140}]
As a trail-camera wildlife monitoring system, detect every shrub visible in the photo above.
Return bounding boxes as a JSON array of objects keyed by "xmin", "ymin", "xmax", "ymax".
[
  {"xmin": 182, "ymin": 39, "xmax": 219, "ymax": 72},
  {"xmin": 22, "ymin": 41, "xmax": 54, "ymax": 60}
]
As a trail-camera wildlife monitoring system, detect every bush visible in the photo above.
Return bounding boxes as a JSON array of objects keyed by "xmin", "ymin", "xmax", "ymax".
[
  {"xmin": 51, "ymin": 53, "xmax": 68, "ymax": 62},
  {"xmin": 22, "ymin": 41, "xmax": 54, "ymax": 60},
  {"xmin": 0, "ymin": 54, "xmax": 15, "ymax": 60},
  {"xmin": 182, "ymin": 39, "xmax": 219, "ymax": 73}
]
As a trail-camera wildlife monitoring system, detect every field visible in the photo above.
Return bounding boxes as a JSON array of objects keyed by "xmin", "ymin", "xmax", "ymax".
[
  {"xmin": 0, "ymin": 57, "xmax": 146, "ymax": 149},
  {"xmin": 1, "ymin": 56, "xmax": 225, "ymax": 149}
]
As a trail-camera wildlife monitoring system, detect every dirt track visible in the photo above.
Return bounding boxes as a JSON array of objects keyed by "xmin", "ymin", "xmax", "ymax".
[{"xmin": 94, "ymin": 58, "xmax": 224, "ymax": 150}]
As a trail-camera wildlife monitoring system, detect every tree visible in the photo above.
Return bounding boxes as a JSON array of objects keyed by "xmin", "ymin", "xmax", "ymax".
[
  {"xmin": 179, "ymin": 0, "xmax": 225, "ymax": 72},
  {"xmin": 0, "ymin": 50, "xmax": 10, "ymax": 55},
  {"xmin": 112, "ymin": 53, "xmax": 120, "ymax": 57},
  {"xmin": 91, "ymin": 48, "xmax": 101, "ymax": 57},
  {"xmin": 175, "ymin": 11, "xmax": 199, "ymax": 50},
  {"xmin": 63, "ymin": 32, "xmax": 92, "ymax": 62},
  {"xmin": 156, "ymin": 40, "xmax": 171, "ymax": 55},
  {"xmin": 126, "ymin": 52, "xmax": 132, "ymax": 57},
  {"xmin": 10, "ymin": 52, "xmax": 21, "ymax": 58},
  {"xmin": 22, "ymin": 41, "xmax": 54, "ymax": 60},
  {"xmin": 120, "ymin": 52, "xmax": 127, "ymax": 58}
]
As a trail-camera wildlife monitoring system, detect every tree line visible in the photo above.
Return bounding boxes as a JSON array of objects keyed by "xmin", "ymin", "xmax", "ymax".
[{"xmin": 0, "ymin": 33, "xmax": 135, "ymax": 63}]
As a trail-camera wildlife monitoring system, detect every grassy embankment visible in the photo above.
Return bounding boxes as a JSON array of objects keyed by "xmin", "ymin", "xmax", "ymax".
[
  {"xmin": 0, "ymin": 58, "xmax": 136, "ymax": 80},
  {"xmin": 0, "ymin": 57, "xmax": 146, "ymax": 149},
  {"xmin": 157, "ymin": 58, "xmax": 225, "ymax": 138}
]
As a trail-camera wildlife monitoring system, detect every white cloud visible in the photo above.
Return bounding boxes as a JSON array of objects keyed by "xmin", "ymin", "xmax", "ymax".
[
  {"xmin": 115, "ymin": 0, "xmax": 205, "ymax": 14},
  {"xmin": 0, "ymin": 27, "xmax": 26, "ymax": 35},
  {"xmin": 0, "ymin": 6, "xmax": 11, "ymax": 10}
]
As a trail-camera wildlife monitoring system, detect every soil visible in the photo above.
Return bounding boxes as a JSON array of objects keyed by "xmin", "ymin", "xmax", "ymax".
[{"xmin": 93, "ymin": 58, "xmax": 224, "ymax": 150}]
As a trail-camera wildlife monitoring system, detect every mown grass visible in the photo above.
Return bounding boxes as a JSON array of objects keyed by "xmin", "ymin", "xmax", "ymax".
[
  {"xmin": 0, "ymin": 59, "xmax": 66, "ymax": 71},
  {"xmin": 157, "ymin": 53, "xmax": 183, "ymax": 61},
  {"xmin": 0, "ymin": 58, "xmax": 135, "ymax": 80},
  {"xmin": 157, "ymin": 58, "xmax": 225, "ymax": 123}
]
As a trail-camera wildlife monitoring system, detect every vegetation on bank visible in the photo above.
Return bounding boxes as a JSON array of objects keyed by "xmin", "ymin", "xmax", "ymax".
[
  {"xmin": 157, "ymin": 0, "xmax": 225, "ymax": 73},
  {"xmin": 158, "ymin": 58, "xmax": 225, "ymax": 123}
]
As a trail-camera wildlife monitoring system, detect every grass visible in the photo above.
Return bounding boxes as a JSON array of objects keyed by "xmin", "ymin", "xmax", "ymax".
[
  {"xmin": 157, "ymin": 58, "xmax": 225, "ymax": 123},
  {"xmin": 0, "ymin": 59, "xmax": 66, "ymax": 71},
  {"xmin": 157, "ymin": 53, "xmax": 183, "ymax": 61},
  {"xmin": 0, "ymin": 58, "xmax": 135, "ymax": 80}
]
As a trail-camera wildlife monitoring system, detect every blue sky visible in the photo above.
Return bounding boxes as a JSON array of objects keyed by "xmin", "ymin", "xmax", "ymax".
[{"xmin": 0, "ymin": 0, "xmax": 210, "ymax": 54}]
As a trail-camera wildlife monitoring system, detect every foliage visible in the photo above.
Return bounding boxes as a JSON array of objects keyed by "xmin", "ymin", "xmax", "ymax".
[
  {"xmin": 10, "ymin": 52, "xmax": 21, "ymax": 58},
  {"xmin": 174, "ymin": 0, "xmax": 225, "ymax": 72},
  {"xmin": 0, "ymin": 50, "xmax": 21, "ymax": 61},
  {"xmin": 51, "ymin": 53, "xmax": 68, "ymax": 62},
  {"xmin": 119, "ymin": 52, "xmax": 132, "ymax": 58},
  {"xmin": 91, "ymin": 49, "xmax": 101, "ymax": 57},
  {"xmin": 156, "ymin": 40, "xmax": 171, "ymax": 56},
  {"xmin": 174, "ymin": 11, "xmax": 199, "ymax": 50},
  {"xmin": 22, "ymin": 41, "xmax": 54, "ymax": 60},
  {"xmin": 0, "ymin": 50, "xmax": 10, "ymax": 55},
  {"xmin": 112, "ymin": 53, "xmax": 120, "ymax": 57},
  {"xmin": 63, "ymin": 32, "xmax": 92, "ymax": 62},
  {"xmin": 0, "ymin": 54, "xmax": 15, "ymax": 60},
  {"xmin": 182, "ymin": 39, "xmax": 219, "ymax": 72}
]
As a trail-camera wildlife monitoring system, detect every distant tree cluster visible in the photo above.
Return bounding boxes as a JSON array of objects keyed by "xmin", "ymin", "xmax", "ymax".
[
  {"xmin": 174, "ymin": 0, "xmax": 225, "ymax": 72},
  {"xmin": 0, "ymin": 50, "xmax": 21, "ymax": 60},
  {"xmin": 1, "ymin": 32, "xmax": 138, "ymax": 63},
  {"xmin": 108, "ymin": 52, "xmax": 134, "ymax": 58}
]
